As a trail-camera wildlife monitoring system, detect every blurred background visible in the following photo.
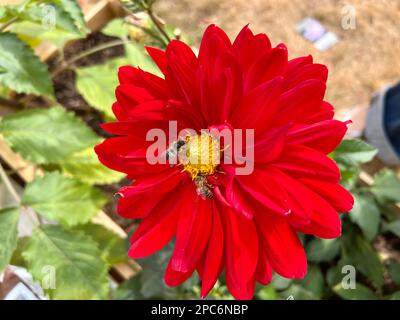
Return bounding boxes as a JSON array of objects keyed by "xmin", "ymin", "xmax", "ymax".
[{"xmin": 0, "ymin": 0, "xmax": 399, "ymax": 300}]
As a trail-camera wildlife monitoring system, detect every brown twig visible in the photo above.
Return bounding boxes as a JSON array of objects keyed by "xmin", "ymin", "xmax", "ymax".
[
  {"xmin": 0, "ymin": 16, "xmax": 18, "ymax": 32},
  {"xmin": 147, "ymin": 9, "xmax": 171, "ymax": 44},
  {"xmin": 0, "ymin": 96, "xmax": 24, "ymax": 110}
]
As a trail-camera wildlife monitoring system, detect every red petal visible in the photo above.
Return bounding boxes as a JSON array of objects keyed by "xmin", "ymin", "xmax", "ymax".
[
  {"xmin": 300, "ymin": 178, "xmax": 354, "ymax": 213},
  {"xmin": 294, "ymin": 189, "xmax": 342, "ymax": 238},
  {"xmin": 305, "ymin": 101, "xmax": 335, "ymax": 123},
  {"xmin": 117, "ymin": 170, "xmax": 183, "ymax": 218},
  {"xmin": 238, "ymin": 168, "xmax": 291, "ymax": 216},
  {"xmin": 95, "ymin": 136, "xmax": 168, "ymax": 176},
  {"xmin": 170, "ymin": 190, "xmax": 213, "ymax": 272},
  {"xmin": 254, "ymin": 248, "xmax": 272, "ymax": 285},
  {"xmin": 254, "ymin": 124, "xmax": 289, "ymax": 162},
  {"xmin": 277, "ymin": 79, "xmax": 326, "ymax": 124},
  {"xmin": 223, "ymin": 165, "xmax": 254, "ymax": 219},
  {"xmin": 230, "ymin": 76, "xmax": 283, "ymax": 131},
  {"xmin": 100, "ymin": 119, "xmax": 169, "ymax": 136},
  {"xmin": 165, "ymin": 40, "xmax": 198, "ymax": 105},
  {"xmin": 199, "ymin": 24, "xmax": 231, "ymax": 67},
  {"xmin": 273, "ymin": 144, "xmax": 341, "ymax": 182},
  {"xmin": 222, "ymin": 207, "xmax": 258, "ymax": 288},
  {"xmin": 200, "ymin": 203, "xmax": 224, "ymax": 298},
  {"xmin": 284, "ymin": 63, "xmax": 328, "ymax": 91},
  {"xmin": 146, "ymin": 46, "xmax": 167, "ymax": 74},
  {"xmin": 287, "ymin": 120, "xmax": 348, "ymax": 154},
  {"xmin": 257, "ymin": 213, "xmax": 307, "ymax": 278},
  {"xmin": 112, "ymin": 102, "xmax": 128, "ymax": 121},
  {"xmin": 226, "ymin": 274, "xmax": 256, "ymax": 300},
  {"xmin": 115, "ymin": 90, "xmax": 166, "ymax": 121},
  {"xmin": 165, "ymin": 260, "xmax": 194, "ymax": 287},
  {"xmin": 285, "ymin": 55, "xmax": 313, "ymax": 77},
  {"xmin": 118, "ymin": 66, "xmax": 168, "ymax": 98},
  {"xmin": 115, "ymin": 83, "xmax": 153, "ymax": 107},
  {"xmin": 267, "ymin": 168, "xmax": 313, "ymax": 227},
  {"xmin": 164, "ymin": 99, "xmax": 205, "ymax": 129},
  {"xmin": 128, "ymin": 183, "xmax": 186, "ymax": 258},
  {"xmin": 245, "ymin": 44, "xmax": 288, "ymax": 91},
  {"xmin": 232, "ymin": 25, "xmax": 271, "ymax": 73}
]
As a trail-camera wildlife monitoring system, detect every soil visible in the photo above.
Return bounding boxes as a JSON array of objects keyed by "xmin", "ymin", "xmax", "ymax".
[
  {"xmin": 50, "ymin": 32, "xmax": 125, "ymax": 138},
  {"xmin": 154, "ymin": 0, "xmax": 400, "ymax": 111}
]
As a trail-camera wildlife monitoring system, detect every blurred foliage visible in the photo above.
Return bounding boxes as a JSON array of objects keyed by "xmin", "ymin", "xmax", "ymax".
[
  {"xmin": 121, "ymin": 0, "xmax": 157, "ymax": 13},
  {"xmin": 0, "ymin": 0, "xmax": 399, "ymax": 301}
]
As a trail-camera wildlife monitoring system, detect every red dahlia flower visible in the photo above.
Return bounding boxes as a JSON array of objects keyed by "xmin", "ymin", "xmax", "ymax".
[{"xmin": 95, "ymin": 24, "xmax": 354, "ymax": 300}]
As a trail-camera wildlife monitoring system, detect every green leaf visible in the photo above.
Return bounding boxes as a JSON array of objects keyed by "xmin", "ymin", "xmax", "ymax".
[
  {"xmin": 102, "ymin": 18, "xmax": 128, "ymax": 38},
  {"xmin": 0, "ymin": 207, "xmax": 19, "ymax": 272},
  {"xmin": 138, "ymin": 242, "xmax": 174, "ymax": 298},
  {"xmin": 349, "ymin": 194, "xmax": 380, "ymax": 241},
  {"xmin": 22, "ymin": 172, "xmax": 107, "ymax": 227},
  {"xmin": 297, "ymin": 265, "xmax": 324, "ymax": 299},
  {"xmin": 10, "ymin": 236, "xmax": 29, "ymax": 268},
  {"xmin": 271, "ymin": 273, "xmax": 292, "ymax": 290},
  {"xmin": 386, "ymin": 220, "xmax": 400, "ymax": 237},
  {"xmin": 342, "ymin": 232, "xmax": 384, "ymax": 288},
  {"xmin": 389, "ymin": 262, "xmax": 400, "ymax": 286},
  {"xmin": 11, "ymin": 21, "xmax": 81, "ymax": 49},
  {"xmin": 120, "ymin": 0, "xmax": 156, "ymax": 13},
  {"xmin": 283, "ymin": 265, "xmax": 324, "ymax": 300},
  {"xmin": 333, "ymin": 139, "xmax": 377, "ymax": 166},
  {"xmin": 390, "ymin": 291, "xmax": 400, "ymax": 300},
  {"xmin": 256, "ymin": 285, "xmax": 278, "ymax": 300},
  {"xmin": 23, "ymin": 224, "xmax": 109, "ymax": 299},
  {"xmin": 0, "ymin": 6, "xmax": 18, "ymax": 23},
  {"xmin": 339, "ymin": 166, "xmax": 360, "ymax": 190},
  {"xmin": 113, "ymin": 276, "xmax": 145, "ymax": 300},
  {"xmin": 370, "ymin": 169, "xmax": 400, "ymax": 204},
  {"xmin": 137, "ymin": 242, "xmax": 197, "ymax": 299},
  {"xmin": 125, "ymin": 42, "xmax": 161, "ymax": 75},
  {"xmin": 56, "ymin": 0, "xmax": 88, "ymax": 32},
  {"xmin": 75, "ymin": 223, "xmax": 127, "ymax": 265},
  {"xmin": 325, "ymin": 257, "xmax": 353, "ymax": 287},
  {"xmin": 333, "ymin": 283, "xmax": 377, "ymax": 300},
  {"xmin": 306, "ymin": 238, "xmax": 340, "ymax": 262},
  {"xmin": 59, "ymin": 146, "xmax": 124, "ymax": 185},
  {"xmin": 0, "ymin": 32, "xmax": 53, "ymax": 96},
  {"xmin": 102, "ymin": 19, "xmax": 160, "ymax": 73},
  {"xmin": 0, "ymin": 107, "xmax": 99, "ymax": 164},
  {"xmin": 281, "ymin": 284, "xmax": 317, "ymax": 300},
  {"xmin": 2, "ymin": 1, "xmax": 83, "ymax": 33},
  {"xmin": 24, "ymin": 3, "xmax": 80, "ymax": 35},
  {"xmin": 75, "ymin": 59, "xmax": 124, "ymax": 119},
  {"xmin": 326, "ymin": 266, "xmax": 341, "ymax": 288}
]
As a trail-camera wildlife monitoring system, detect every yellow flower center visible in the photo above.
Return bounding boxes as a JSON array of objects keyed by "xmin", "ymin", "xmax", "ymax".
[{"xmin": 180, "ymin": 132, "xmax": 221, "ymax": 179}]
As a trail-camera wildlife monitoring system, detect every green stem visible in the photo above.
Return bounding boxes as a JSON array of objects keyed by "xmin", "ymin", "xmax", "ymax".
[
  {"xmin": 51, "ymin": 39, "xmax": 130, "ymax": 78},
  {"xmin": 147, "ymin": 9, "xmax": 171, "ymax": 44},
  {"xmin": 0, "ymin": 16, "xmax": 19, "ymax": 32}
]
